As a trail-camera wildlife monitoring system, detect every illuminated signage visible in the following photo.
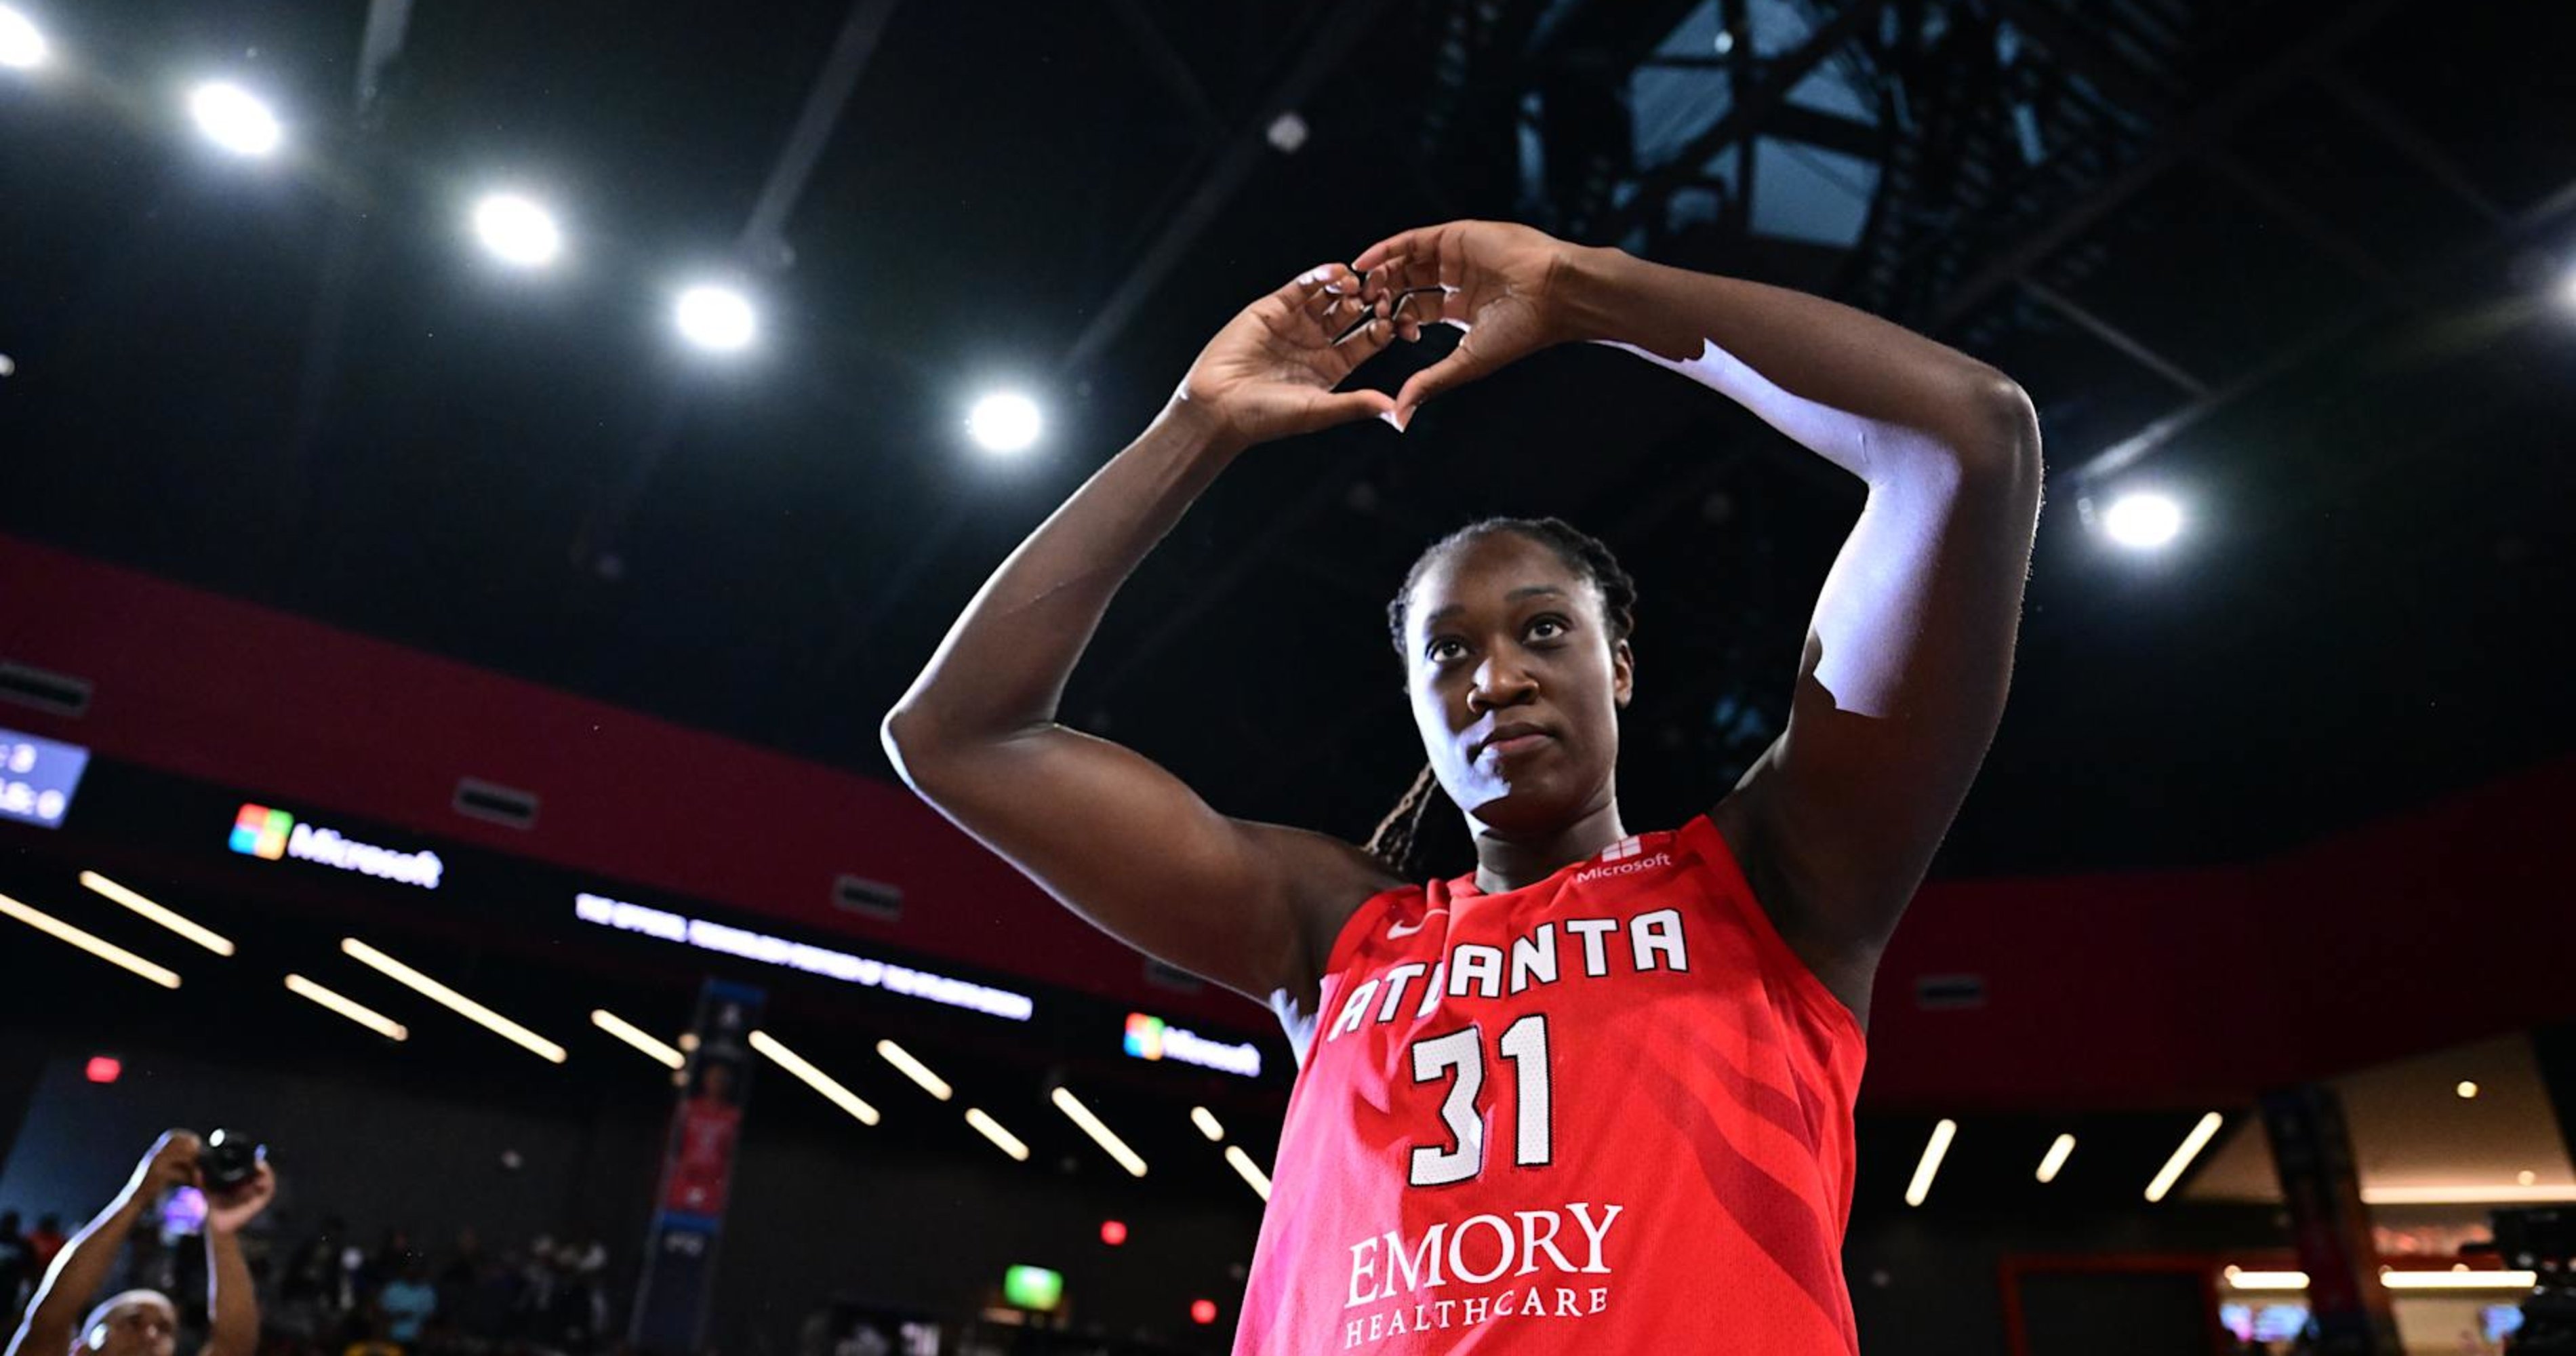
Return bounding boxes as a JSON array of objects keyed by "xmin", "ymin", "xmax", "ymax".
[
  {"xmin": 574, "ymin": 892, "xmax": 1034, "ymax": 1022},
  {"xmin": 228, "ymin": 803, "xmax": 444, "ymax": 890},
  {"xmin": 1123, "ymin": 1012, "xmax": 1262, "ymax": 1078},
  {"xmin": 0, "ymin": 727, "xmax": 89, "ymax": 830},
  {"xmin": 1002, "ymin": 1265, "xmax": 1063, "ymax": 1313}
]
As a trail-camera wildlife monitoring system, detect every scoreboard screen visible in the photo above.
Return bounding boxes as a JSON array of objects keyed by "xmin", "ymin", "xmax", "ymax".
[{"xmin": 0, "ymin": 725, "xmax": 90, "ymax": 829}]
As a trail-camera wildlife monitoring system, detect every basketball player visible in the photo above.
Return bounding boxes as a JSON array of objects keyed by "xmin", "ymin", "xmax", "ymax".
[
  {"xmin": 883, "ymin": 219, "xmax": 2042, "ymax": 1352},
  {"xmin": 6, "ymin": 1132, "xmax": 275, "ymax": 1356}
]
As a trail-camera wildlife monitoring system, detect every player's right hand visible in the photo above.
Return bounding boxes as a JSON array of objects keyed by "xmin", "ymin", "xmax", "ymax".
[
  {"xmin": 126, "ymin": 1129, "xmax": 203, "ymax": 1202},
  {"xmin": 1168, "ymin": 264, "xmax": 1400, "ymax": 452}
]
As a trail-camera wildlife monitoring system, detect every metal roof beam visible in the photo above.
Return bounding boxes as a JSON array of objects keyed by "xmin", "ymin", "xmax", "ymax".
[{"xmin": 1927, "ymin": 0, "xmax": 2398, "ymax": 332}]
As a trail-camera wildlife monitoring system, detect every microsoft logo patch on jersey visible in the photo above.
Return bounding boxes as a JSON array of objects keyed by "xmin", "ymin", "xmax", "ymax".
[
  {"xmin": 1124, "ymin": 1012, "xmax": 1167, "ymax": 1060},
  {"xmin": 230, "ymin": 803, "xmax": 294, "ymax": 860}
]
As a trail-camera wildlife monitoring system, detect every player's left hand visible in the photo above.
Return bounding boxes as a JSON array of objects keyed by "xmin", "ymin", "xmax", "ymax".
[
  {"xmin": 204, "ymin": 1162, "xmax": 275, "ymax": 1235},
  {"xmin": 1351, "ymin": 220, "xmax": 1591, "ymax": 428}
]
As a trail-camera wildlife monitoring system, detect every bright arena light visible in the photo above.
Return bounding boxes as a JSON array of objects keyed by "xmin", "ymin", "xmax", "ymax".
[
  {"xmin": 188, "ymin": 81, "xmax": 282, "ymax": 158},
  {"xmin": 591, "ymin": 1009, "xmax": 684, "ymax": 1069},
  {"xmin": 1051, "ymin": 1087, "xmax": 1148, "ymax": 1178},
  {"xmin": 285, "ymin": 974, "xmax": 407, "ymax": 1042},
  {"xmin": 967, "ymin": 392, "xmax": 1043, "ymax": 454},
  {"xmin": 0, "ymin": 890, "xmax": 180, "ymax": 989},
  {"xmin": 2101, "ymin": 492, "xmax": 2183, "ymax": 549},
  {"xmin": 674, "ymin": 284, "xmax": 757, "ymax": 353},
  {"xmin": 1224, "ymin": 1145, "xmax": 1272, "ymax": 1201},
  {"xmin": 0, "ymin": 6, "xmax": 49, "ymax": 70},
  {"xmin": 964, "ymin": 1107, "xmax": 1030, "ymax": 1162},
  {"xmin": 341, "ymin": 937, "xmax": 564, "ymax": 1062},
  {"xmin": 2036, "ymin": 1132, "xmax": 2076, "ymax": 1184},
  {"xmin": 1904, "ymin": 1118, "xmax": 1956, "ymax": 1208},
  {"xmin": 2144, "ymin": 1111, "xmax": 2226, "ymax": 1203},
  {"xmin": 472, "ymin": 193, "xmax": 563, "ymax": 268},
  {"xmin": 79, "ymin": 872, "xmax": 235, "ymax": 956}
]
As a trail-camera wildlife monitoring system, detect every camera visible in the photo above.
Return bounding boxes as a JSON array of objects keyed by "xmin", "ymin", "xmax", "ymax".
[
  {"xmin": 199, "ymin": 1128, "xmax": 266, "ymax": 1193},
  {"xmin": 2484, "ymin": 1206, "xmax": 2575, "ymax": 1353}
]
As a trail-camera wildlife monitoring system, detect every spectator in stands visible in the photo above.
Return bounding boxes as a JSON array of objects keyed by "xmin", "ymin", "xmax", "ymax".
[
  {"xmin": 3, "ymin": 1131, "xmax": 274, "ymax": 1356},
  {"xmin": 374, "ymin": 1260, "xmax": 435, "ymax": 1352},
  {"xmin": 431, "ymin": 1235, "xmax": 477, "ymax": 1331},
  {"xmin": 340, "ymin": 1313, "xmax": 399, "ymax": 1356},
  {"xmin": 448, "ymin": 1245, "xmax": 519, "ymax": 1347},
  {"xmin": 363, "ymin": 1235, "xmax": 412, "ymax": 1301},
  {"xmin": 1, "ymin": 1213, "xmax": 33, "ymax": 1322},
  {"xmin": 273, "ymin": 1216, "xmax": 351, "ymax": 1344},
  {"xmin": 22, "ymin": 1224, "xmax": 62, "ymax": 1283}
]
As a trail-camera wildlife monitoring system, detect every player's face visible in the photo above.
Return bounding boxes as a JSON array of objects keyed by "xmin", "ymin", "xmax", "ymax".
[
  {"xmin": 1404, "ymin": 532, "xmax": 1630, "ymax": 833},
  {"xmin": 92, "ymin": 1303, "xmax": 176, "ymax": 1356}
]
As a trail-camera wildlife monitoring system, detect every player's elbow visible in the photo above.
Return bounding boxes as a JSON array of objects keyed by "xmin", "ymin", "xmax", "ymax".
[
  {"xmin": 879, "ymin": 704, "xmax": 945, "ymax": 795},
  {"xmin": 1953, "ymin": 369, "xmax": 2042, "ymax": 474}
]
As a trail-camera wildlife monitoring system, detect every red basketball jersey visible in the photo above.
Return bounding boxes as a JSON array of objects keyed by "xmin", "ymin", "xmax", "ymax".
[{"xmin": 1233, "ymin": 812, "xmax": 1867, "ymax": 1354}]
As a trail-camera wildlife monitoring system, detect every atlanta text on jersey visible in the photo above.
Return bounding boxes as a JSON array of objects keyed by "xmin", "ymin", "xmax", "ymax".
[
  {"xmin": 1341, "ymin": 1203, "xmax": 1625, "ymax": 1349},
  {"xmin": 1325, "ymin": 902, "xmax": 1691, "ymax": 1041}
]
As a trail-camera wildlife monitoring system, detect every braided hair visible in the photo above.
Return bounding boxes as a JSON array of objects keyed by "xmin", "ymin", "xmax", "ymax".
[{"xmin": 1363, "ymin": 516, "xmax": 1640, "ymax": 879}]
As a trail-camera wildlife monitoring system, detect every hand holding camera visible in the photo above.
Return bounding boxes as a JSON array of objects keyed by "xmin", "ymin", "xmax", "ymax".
[{"xmin": 118, "ymin": 1129, "xmax": 273, "ymax": 1231}]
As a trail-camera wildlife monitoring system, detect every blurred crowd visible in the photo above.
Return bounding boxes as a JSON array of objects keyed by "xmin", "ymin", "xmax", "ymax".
[
  {"xmin": 3, "ymin": 1208, "xmax": 617, "ymax": 1356},
  {"xmin": 264, "ymin": 1222, "xmax": 616, "ymax": 1356}
]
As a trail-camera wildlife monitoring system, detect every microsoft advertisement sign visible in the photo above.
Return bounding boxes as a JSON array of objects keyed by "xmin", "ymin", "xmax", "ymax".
[
  {"xmin": 229, "ymin": 803, "xmax": 444, "ymax": 890},
  {"xmin": 1123, "ymin": 1012, "xmax": 1262, "ymax": 1078}
]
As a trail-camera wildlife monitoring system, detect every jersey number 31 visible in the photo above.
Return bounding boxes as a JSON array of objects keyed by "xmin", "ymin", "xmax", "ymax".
[{"xmin": 1408, "ymin": 1016, "xmax": 1553, "ymax": 1187}]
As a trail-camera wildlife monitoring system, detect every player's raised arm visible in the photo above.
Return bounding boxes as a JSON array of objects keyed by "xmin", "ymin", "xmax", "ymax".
[
  {"xmin": 1357, "ymin": 223, "xmax": 2044, "ymax": 1022},
  {"xmin": 882, "ymin": 266, "xmax": 1407, "ymax": 1012}
]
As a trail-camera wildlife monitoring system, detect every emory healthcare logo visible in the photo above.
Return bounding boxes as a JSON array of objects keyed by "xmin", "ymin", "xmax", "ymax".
[{"xmin": 230, "ymin": 804, "xmax": 294, "ymax": 859}]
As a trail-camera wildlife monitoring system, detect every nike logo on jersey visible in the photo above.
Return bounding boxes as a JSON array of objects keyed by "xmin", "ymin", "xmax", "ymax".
[{"xmin": 1385, "ymin": 911, "xmax": 1444, "ymax": 940}]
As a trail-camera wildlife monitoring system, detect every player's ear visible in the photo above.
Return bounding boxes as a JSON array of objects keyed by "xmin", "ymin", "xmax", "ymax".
[{"xmin": 1612, "ymin": 639, "xmax": 1634, "ymax": 709}]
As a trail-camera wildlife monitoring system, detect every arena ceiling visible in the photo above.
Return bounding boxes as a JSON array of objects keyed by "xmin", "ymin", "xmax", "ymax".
[{"xmin": 3, "ymin": 0, "xmax": 2571, "ymax": 883}]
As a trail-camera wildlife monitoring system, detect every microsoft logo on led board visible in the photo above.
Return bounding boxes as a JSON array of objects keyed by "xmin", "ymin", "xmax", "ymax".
[
  {"xmin": 226, "ymin": 801, "xmax": 444, "ymax": 890},
  {"xmin": 231, "ymin": 804, "xmax": 294, "ymax": 860},
  {"xmin": 1123, "ymin": 1012, "xmax": 1262, "ymax": 1078},
  {"xmin": 1123, "ymin": 1013, "xmax": 1166, "ymax": 1060}
]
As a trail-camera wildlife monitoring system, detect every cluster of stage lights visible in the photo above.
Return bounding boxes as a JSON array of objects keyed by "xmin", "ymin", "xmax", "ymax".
[
  {"xmin": 0, "ymin": 7, "xmax": 1043, "ymax": 454},
  {"xmin": 1904, "ymin": 1113, "xmax": 2226, "ymax": 1208},
  {"xmin": 5, "ymin": 864, "xmax": 1272, "ymax": 1201},
  {"xmin": 1902, "ymin": 1109, "xmax": 2570, "ymax": 1212}
]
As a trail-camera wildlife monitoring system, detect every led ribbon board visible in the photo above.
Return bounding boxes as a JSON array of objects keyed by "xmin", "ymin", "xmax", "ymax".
[
  {"xmin": 0, "ymin": 727, "xmax": 90, "ymax": 829},
  {"xmin": 575, "ymin": 892, "xmax": 1033, "ymax": 1021}
]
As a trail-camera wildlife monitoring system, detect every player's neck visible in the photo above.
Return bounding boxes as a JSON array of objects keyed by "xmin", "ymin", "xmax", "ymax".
[{"xmin": 1468, "ymin": 799, "xmax": 1628, "ymax": 893}]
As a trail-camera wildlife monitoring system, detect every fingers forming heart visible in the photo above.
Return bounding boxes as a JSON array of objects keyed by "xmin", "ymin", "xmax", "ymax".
[{"xmin": 1329, "ymin": 298, "xmax": 1388, "ymax": 348}]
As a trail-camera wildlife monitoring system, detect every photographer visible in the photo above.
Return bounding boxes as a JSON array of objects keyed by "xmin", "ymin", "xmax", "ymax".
[{"xmin": 4, "ymin": 1132, "xmax": 275, "ymax": 1356}]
